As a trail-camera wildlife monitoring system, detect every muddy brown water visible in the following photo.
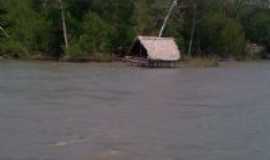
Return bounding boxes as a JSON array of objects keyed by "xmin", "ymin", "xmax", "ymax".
[{"xmin": 0, "ymin": 61, "xmax": 270, "ymax": 160}]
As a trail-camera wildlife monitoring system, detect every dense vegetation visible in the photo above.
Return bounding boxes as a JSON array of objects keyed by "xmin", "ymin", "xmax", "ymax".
[{"xmin": 0, "ymin": 0, "xmax": 269, "ymax": 60}]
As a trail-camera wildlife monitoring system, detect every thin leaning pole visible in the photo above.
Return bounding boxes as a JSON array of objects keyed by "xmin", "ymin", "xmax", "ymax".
[
  {"xmin": 58, "ymin": 0, "xmax": 69, "ymax": 49},
  {"xmin": 187, "ymin": 4, "xmax": 197, "ymax": 56},
  {"xmin": 0, "ymin": 25, "xmax": 10, "ymax": 38},
  {"xmin": 159, "ymin": 0, "xmax": 178, "ymax": 37}
]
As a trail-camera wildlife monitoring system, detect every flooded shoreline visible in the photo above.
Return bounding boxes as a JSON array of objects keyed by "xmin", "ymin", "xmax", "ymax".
[{"xmin": 1, "ymin": 58, "xmax": 269, "ymax": 68}]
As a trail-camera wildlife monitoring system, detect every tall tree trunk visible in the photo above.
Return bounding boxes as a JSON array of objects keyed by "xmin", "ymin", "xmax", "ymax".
[
  {"xmin": 58, "ymin": 0, "xmax": 69, "ymax": 49},
  {"xmin": 159, "ymin": 0, "xmax": 178, "ymax": 37},
  {"xmin": 188, "ymin": 4, "xmax": 197, "ymax": 56}
]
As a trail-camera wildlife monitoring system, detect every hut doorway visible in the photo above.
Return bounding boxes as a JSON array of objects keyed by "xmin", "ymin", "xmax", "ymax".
[{"xmin": 130, "ymin": 40, "xmax": 148, "ymax": 59}]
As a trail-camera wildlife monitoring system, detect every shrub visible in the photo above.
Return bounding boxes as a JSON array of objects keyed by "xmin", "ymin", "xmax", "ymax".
[
  {"xmin": 65, "ymin": 43, "xmax": 85, "ymax": 59},
  {"xmin": 65, "ymin": 13, "xmax": 112, "ymax": 59},
  {"xmin": 0, "ymin": 40, "xmax": 28, "ymax": 58},
  {"xmin": 200, "ymin": 12, "xmax": 246, "ymax": 59},
  {"xmin": 200, "ymin": 12, "xmax": 228, "ymax": 55},
  {"xmin": 247, "ymin": 11, "xmax": 270, "ymax": 49},
  {"xmin": 220, "ymin": 19, "xmax": 246, "ymax": 59},
  {"xmin": 3, "ymin": 0, "xmax": 50, "ymax": 55}
]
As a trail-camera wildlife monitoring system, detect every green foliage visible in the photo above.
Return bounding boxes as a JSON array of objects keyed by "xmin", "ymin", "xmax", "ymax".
[
  {"xmin": 200, "ymin": 12, "xmax": 227, "ymax": 55},
  {"xmin": 0, "ymin": 40, "xmax": 28, "ymax": 58},
  {"xmin": 93, "ymin": 0, "xmax": 136, "ymax": 52},
  {"xmin": 0, "ymin": 0, "xmax": 269, "ymax": 60},
  {"xmin": 200, "ymin": 12, "xmax": 246, "ymax": 58},
  {"xmin": 247, "ymin": 11, "xmax": 270, "ymax": 48},
  {"xmin": 66, "ymin": 0, "xmax": 136, "ymax": 58},
  {"xmin": 66, "ymin": 13, "xmax": 112, "ymax": 58},
  {"xmin": 220, "ymin": 19, "xmax": 246, "ymax": 59},
  {"xmin": 0, "ymin": 0, "xmax": 8, "ymax": 39},
  {"xmin": 2, "ymin": 0, "xmax": 50, "ymax": 57},
  {"xmin": 135, "ymin": 0, "xmax": 160, "ymax": 34}
]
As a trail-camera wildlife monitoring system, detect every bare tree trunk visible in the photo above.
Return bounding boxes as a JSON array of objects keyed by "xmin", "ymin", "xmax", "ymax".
[
  {"xmin": 187, "ymin": 4, "xmax": 197, "ymax": 56},
  {"xmin": 159, "ymin": 0, "xmax": 178, "ymax": 37},
  {"xmin": 0, "ymin": 25, "xmax": 10, "ymax": 38},
  {"xmin": 58, "ymin": 0, "xmax": 69, "ymax": 49}
]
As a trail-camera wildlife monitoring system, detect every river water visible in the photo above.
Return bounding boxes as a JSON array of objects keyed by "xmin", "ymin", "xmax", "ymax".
[{"xmin": 0, "ymin": 61, "xmax": 270, "ymax": 160}]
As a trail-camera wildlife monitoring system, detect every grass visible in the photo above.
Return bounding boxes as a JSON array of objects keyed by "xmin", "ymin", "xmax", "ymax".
[{"xmin": 62, "ymin": 53, "xmax": 114, "ymax": 63}]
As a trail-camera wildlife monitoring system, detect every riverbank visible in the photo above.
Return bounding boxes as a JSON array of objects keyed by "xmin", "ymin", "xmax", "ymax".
[{"xmin": 1, "ymin": 54, "xmax": 269, "ymax": 68}]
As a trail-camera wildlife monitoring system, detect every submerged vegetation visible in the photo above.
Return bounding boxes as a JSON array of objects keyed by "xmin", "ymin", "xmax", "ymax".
[{"xmin": 0, "ymin": 0, "xmax": 269, "ymax": 61}]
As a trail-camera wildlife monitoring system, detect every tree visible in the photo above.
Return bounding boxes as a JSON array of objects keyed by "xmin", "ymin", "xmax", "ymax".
[
  {"xmin": 66, "ymin": 13, "xmax": 112, "ymax": 58},
  {"xmin": 0, "ymin": 0, "xmax": 269, "ymax": 59},
  {"xmin": 248, "ymin": 10, "xmax": 270, "ymax": 48},
  {"xmin": 58, "ymin": 0, "xmax": 69, "ymax": 49},
  {"xmin": 90, "ymin": 0, "xmax": 136, "ymax": 54},
  {"xmin": 0, "ymin": 0, "xmax": 9, "ymax": 39},
  {"xmin": 0, "ymin": 0, "xmax": 50, "ymax": 57},
  {"xmin": 42, "ymin": 0, "xmax": 69, "ymax": 49}
]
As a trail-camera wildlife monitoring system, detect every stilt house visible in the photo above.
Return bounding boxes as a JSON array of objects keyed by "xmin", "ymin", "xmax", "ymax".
[{"xmin": 128, "ymin": 36, "xmax": 181, "ymax": 67}]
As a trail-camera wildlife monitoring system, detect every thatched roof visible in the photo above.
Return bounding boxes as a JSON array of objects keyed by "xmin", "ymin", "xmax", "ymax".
[{"xmin": 135, "ymin": 36, "xmax": 181, "ymax": 61}]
